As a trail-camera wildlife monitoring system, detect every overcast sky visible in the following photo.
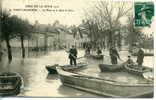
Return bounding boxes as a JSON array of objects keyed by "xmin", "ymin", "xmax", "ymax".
[
  {"xmin": 2, "ymin": 0, "xmax": 95, "ymax": 26},
  {"xmin": 2, "ymin": 0, "xmax": 154, "ymax": 34}
]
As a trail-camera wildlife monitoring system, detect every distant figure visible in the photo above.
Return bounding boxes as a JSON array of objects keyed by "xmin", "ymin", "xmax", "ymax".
[
  {"xmin": 97, "ymin": 47, "xmax": 102, "ymax": 55},
  {"xmin": 136, "ymin": 48, "xmax": 144, "ymax": 66},
  {"xmin": 109, "ymin": 47, "xmax": 120, "ymax": 64},
  {"xmin": 69, "ymin": 45, "xmax": 77, "ymax": 66},
  {"xmin": 85, "ymin": 46, "xmax": 91, "ymax": 55},
  {"xmin": 127, "ymin": 55, "xmax": 134, "ymax": 65}
]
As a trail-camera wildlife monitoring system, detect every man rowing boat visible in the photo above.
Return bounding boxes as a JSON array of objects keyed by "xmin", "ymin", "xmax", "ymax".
[{"xmin": 68, "ymin": 45, "xmax": 78, "ymax": 66}]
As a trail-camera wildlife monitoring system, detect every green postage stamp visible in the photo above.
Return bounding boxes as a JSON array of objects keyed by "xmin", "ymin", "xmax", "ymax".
[{"xmin": 135, "ymin": 2, "xmax": 154, "ymax": 27}]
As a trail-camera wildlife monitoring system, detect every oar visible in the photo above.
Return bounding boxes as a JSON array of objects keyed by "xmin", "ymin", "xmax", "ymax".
[{"xmin": 62, "ymin": 46, "xmax": 84, "ymax": 60}]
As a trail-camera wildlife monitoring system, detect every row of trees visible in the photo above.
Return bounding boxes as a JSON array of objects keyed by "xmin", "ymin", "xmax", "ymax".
[
  {"xmin": 0, "ymin": 10, "xmax": 33, "ymax": 63},
  {"xmin": 78, "ymin": 1, "xmax": 144, "ymax": 49}
]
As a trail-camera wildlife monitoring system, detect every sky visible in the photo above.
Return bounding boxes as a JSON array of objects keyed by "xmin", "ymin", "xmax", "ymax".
[
  {"xmin": 2, "ymin": 0, "xmax": 95, "ymax": 26},
  {"xmin": 2, "ymin": 0, "xmax": 154, "ymax": 34},
  {"xmin": 1, "ymin": 0, "xmax": 134, "ymax": 26}
]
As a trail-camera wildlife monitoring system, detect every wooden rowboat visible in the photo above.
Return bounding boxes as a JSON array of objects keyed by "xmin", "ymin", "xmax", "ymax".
[
  {"xmin": 124, "ymin": 64, "xmax": 153, "ymax": 76},
  {"xmin": 99, "ymin": 63, "xmax": 124, "ymax": 72},
  {"xmin": 60, "ymin": 62, "xmax": 87, "ymax": 72},
  {"xmin": 46, "ymin": 63, "xmax": 87, "ymax": 74},
  {"xmin": 85, "ymin": 54, "xmax": 103, "ymax": 60},
  {"xmin": 0, "ymin": 72, "xmax": 23, "ymax": 96},
  {"xmin": 132, "ymin": 53, "xmax": 153, "ymax": 56},
  {"xmin": 46, "ymin": 64, "xmax": 59, "ymax": 74},
  {"xmin": 56, "ymin": 67, "xmax": 153, "ymax": 98}
]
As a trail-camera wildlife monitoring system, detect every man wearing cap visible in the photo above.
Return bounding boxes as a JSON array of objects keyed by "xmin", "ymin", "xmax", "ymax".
[
  {"xmin": 136, "ymin": 48, "xmax": 144, "ymax": 66},
  {"xmin": 69, "ymin": 45, "xmax": 78, "ymax": 66}
]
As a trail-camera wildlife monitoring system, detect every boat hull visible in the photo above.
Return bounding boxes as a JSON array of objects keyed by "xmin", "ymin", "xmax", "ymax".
[
  {"xmin": 85, "ymin": 54, "xmax": 103, "ymax": 60},
  {"xmin": 46, "ymin": 63, "xmax": 87, "ymax": 74},
  {"xmin": 46, "ymin": 64, "xmax": 58, "ymax": 74},
  {"xmin": 0, "ymin": 72, "xmax": 22, "ymax": 96},
  {"xmin": 57, "ymin": 67, "xmax": 153, "ymax": 98},
  {"xmin": 132, "ymin": 53, "xmax": 153, "ymax": 56},
  {"xmin": 99, "ymin": 63, "xmax": 124, "ymax": 72},
  {"xmin": 124, "ymin": 64, "xmax": 153, "ymax": 76}
]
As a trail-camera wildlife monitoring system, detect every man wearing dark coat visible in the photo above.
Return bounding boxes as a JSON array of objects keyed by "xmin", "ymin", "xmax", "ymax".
[
  {"xmin": 69, "ymin": 45, "xmax": 77, "ymax": 66},
  {"xmin": 109, "ymin": 47, "xmax": 120, "ymax": 64},
  {"xmin": 136, "ymin": 48, "xmax": 144, "ymax": 66}
]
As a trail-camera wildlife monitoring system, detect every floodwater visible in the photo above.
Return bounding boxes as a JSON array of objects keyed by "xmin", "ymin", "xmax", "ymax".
[{"xmin": 0, "ymin": 49, "xmax": 154, "ymax": 97}]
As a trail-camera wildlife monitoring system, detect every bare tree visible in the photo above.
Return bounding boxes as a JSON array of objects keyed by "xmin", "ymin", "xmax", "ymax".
[{"xmin": 84, "ymin": 1, "xmax": 132, "ymax": 48}]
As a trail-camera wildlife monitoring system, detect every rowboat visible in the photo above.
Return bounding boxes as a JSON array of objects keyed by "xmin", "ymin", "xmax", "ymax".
[
  {"xmin": 56, "ymin": 66, "xmax": 153, "ymax": 98},
  {"xmin": 60, "ymin": 62, "xmax": 87, "ymax": 72},
  {"xmin": 132, "ymin": 53, "xmax": 153, "ymax": 56},
  {"xmin": 46, "ymin": 64, "xmax": 59, "ymax": 74},
  {"xmin": 46, "ymin": 63, "xmax": 87, "ymax": 74},
  {"xmin": 85, "ymin": 54, "xmax": 103, "ymax": 60},
  {"xmin": 0, "ymin": 72, "xmax": 23, "ymax": 96},
  {"xmin": 124, "ymin": 64, "xmax": 153, "ymax": 76},
  {"xmin": 99, "ymin": 63, "xmax": 125, "ymax": 72}
]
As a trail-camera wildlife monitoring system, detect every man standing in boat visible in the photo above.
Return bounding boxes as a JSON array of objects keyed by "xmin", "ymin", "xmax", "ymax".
[
  {"xmin": 136, "ymin": 48, "xmax": 144, "ymax": 66},
  {"xmin": 109, "ymin": 47, "xmax": 120, "ymax": 64},
  {"xmin": 68, "ymin": 45, "xmax": 78, "ymax": 66}
]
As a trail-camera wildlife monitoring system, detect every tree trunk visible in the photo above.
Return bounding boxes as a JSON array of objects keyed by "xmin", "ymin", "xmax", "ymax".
[
  {"xmin": 5, "ymin": 36, "xmax": 12, "ymax": 63},
  {"xmin": 109, "ymin": 31, "xmax": 113, "ymax": 48},
  {"xmin": 21, "ymin": 35, "xmax": 25, "ymax": 58},
  {"xmin": 118, "ymin": 31, "xmax": 122, "ymax": 50}
]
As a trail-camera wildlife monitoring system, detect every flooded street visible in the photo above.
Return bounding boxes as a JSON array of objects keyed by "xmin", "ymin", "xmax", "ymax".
[{"xmin": 0, "ymin": 50, "xmax": 154, "ymax": 97}]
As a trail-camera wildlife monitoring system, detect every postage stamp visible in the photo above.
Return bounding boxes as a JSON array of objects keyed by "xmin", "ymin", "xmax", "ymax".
[{"xmin": 135, "ymin": 2, "xmax": 154, "ymax": 27}]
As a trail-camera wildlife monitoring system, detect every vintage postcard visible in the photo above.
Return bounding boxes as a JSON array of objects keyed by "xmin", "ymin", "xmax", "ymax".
[{"xmin": 0, "ymin": 0, "xmax": 155, "ymax": 98}]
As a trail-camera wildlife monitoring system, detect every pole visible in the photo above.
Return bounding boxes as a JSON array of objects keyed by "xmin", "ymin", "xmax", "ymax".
[{"xmin": 61, "ymin": 46, "xmax": 84, "ymax": 60}]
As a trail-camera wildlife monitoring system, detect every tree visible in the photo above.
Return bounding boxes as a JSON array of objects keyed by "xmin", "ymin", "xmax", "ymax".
[
  {"xmin": 14, "ymin": 17, "xmax": 32, "ymax": 58},
  {"xmin": 84, "ymin": 1, "xmax": 132, "ymax": 48},
  {"xmin": 1, "ymin": 10, "xmax": 33, "ymax": 62},
  {"xmin": 126, "ymin": 14, "xmax": 142, "ymax": 49},
  {"xmin": 1, "ymin": 11, "xmax": 14, "ymax": 63}
]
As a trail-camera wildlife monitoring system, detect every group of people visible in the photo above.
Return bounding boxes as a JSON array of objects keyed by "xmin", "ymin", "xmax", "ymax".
[
  {"xmin": 85, "ymin": 46, "xmax": 102, "ymax": 55},
  {"xmin": 67, "ymin": 45, "xmax": 145, "ymax": 67},
  {"xmin": 127, "ymin": 48, "xmax": 145, "ymax": 66},
  {"xmin": 109, "ymin": 47, "xmax": 145, "ymax": 66}
]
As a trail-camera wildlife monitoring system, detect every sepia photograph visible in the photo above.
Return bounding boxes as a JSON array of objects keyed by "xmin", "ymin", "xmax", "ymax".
[{"xmin": 0, "ymin": 0, "xmax": 154, "ymax": 98}]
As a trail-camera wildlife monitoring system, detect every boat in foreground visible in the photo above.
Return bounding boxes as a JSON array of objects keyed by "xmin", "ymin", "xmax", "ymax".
[
  {"xmin": 56, "ymin": 66, "xmax": 153, "ymax": 98},
  {"xmin": 0, "ymin": 72, "xmax": 23, "ymax": 96}
]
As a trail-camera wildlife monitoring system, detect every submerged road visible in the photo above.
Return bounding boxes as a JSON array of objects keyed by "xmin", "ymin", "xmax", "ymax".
[{"xmin": 0, "ymin": 49, "xmax": 154, "ymax": 97}]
